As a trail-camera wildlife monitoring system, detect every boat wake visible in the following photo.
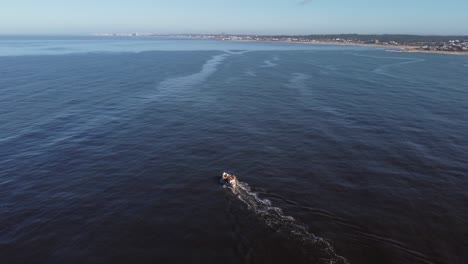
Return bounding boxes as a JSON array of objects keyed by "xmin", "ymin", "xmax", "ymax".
[
  {"xmin": 229, "ymin": 181, "xmax": 349, "ymax": 264},
  {"xmin": 350, "ymin": 52, "xmax": 426, "ymax": 79},
  {"xmin": 372, "ymin": 57, "xmax": 425, "ymax": 78}
]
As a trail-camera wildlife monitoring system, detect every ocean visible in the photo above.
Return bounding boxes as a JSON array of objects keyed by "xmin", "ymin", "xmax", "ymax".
[{"xmin": 0, "ymin": 36, "xmax": 467, "ymax": 264}]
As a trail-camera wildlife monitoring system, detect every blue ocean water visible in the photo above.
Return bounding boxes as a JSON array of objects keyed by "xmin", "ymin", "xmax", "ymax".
[{"xmin": 0, "ymin": 36, "xmax": 467, "ymax": 264}]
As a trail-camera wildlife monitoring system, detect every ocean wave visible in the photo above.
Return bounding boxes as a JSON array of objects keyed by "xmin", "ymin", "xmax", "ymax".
[
  {"xmin": 350, "ymin": 53, "xmax": 420, "ymax": 60},
  {"xmin": 261, "ymin": 60, "xmax": 278, "ymax": 68},
  {"xmin": 245, "ymin": 70, "xmax": 257, "ymax": 77},
  {"xmin": 225, "ymin": 50, "xmax": 250, "ymax": 55},
  {"xmin": 287, "ymin": 73, "xmax": 310, "ymax": 88}
]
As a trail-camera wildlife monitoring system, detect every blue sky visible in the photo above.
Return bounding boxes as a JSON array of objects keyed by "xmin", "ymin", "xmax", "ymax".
[{"xmin": 1, "ymin": 0, "xmax": 467, "ymax": 35}]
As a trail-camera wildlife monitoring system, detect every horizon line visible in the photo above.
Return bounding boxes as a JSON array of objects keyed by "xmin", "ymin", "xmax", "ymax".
[{"xmin": 1, "ymin": 33, "xmax": 468, "ymax": 37}]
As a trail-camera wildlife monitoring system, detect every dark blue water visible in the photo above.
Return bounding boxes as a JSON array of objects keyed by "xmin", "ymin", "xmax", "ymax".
[{"xmin": 1, "ymin": 37, "xmax": 467, "ymax": 264}]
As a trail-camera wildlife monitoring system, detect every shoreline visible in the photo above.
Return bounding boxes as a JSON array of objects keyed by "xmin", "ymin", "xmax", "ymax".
[{"xmin": 220, "ymin": 39, "xmax": 468, "ymax": 56}]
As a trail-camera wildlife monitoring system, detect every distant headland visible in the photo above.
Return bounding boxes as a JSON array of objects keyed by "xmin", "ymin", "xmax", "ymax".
[{"xmin": 94, "ymin": 33, "xmax": 468, "ymax": 55}]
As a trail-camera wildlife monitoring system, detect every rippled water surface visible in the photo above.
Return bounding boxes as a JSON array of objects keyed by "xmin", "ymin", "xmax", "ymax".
[{"xmin": 1, "ymin": 37, "xmax": 467, "ymax": 264}]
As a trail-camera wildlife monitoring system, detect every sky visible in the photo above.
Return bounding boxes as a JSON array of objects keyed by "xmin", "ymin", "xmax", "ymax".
[{"xmin": 0, "ymin": 0, "xmax": 467, "ymax": 35}]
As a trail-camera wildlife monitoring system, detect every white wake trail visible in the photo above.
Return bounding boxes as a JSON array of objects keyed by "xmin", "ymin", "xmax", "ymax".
[{"xmin": 231, "ymin": 181, "xmax": 349, "ymax": 264}]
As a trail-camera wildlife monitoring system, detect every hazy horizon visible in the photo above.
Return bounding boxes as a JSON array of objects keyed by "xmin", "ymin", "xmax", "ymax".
[
  {"xmin": 1, "ymin": 0, "xmax": 468, "ymax": 36},
  {"xmin": 1, "ymin": 33, "xmax": 468, "ymax": 37}
]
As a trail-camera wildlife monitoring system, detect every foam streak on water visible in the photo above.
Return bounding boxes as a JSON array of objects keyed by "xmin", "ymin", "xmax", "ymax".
[{"xmin": 154, "ymin": 53, "xmax": 230, "ymax": 96}]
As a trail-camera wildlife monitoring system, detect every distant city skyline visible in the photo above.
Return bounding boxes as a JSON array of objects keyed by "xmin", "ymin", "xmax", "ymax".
[{"xmin": 1, "ymin": 0, "xmax": 467, "ymax": 35}]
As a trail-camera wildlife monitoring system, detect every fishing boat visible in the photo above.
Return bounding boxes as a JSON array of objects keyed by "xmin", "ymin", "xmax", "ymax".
[{"xmin": 220, "ymin": 172, "xmax": 238, "ymax": 188}]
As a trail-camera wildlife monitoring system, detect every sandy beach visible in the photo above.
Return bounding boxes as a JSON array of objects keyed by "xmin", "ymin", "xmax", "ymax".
[{"xmin": 304, "ymin": 41, "xmax": 468, "ymax": 55}]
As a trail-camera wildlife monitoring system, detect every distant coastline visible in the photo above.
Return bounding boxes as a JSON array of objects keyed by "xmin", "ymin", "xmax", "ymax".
[
  {"xmin": 93, "ymin": 33, "xmax": 468, "ymax": 56},
  {"xmin": 226, "ymin": 39, "xmax": 468, "ymax": 56},
  {"xmin": 295, "ymin": 41, "xmax": 468, "ymax": 56}
]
